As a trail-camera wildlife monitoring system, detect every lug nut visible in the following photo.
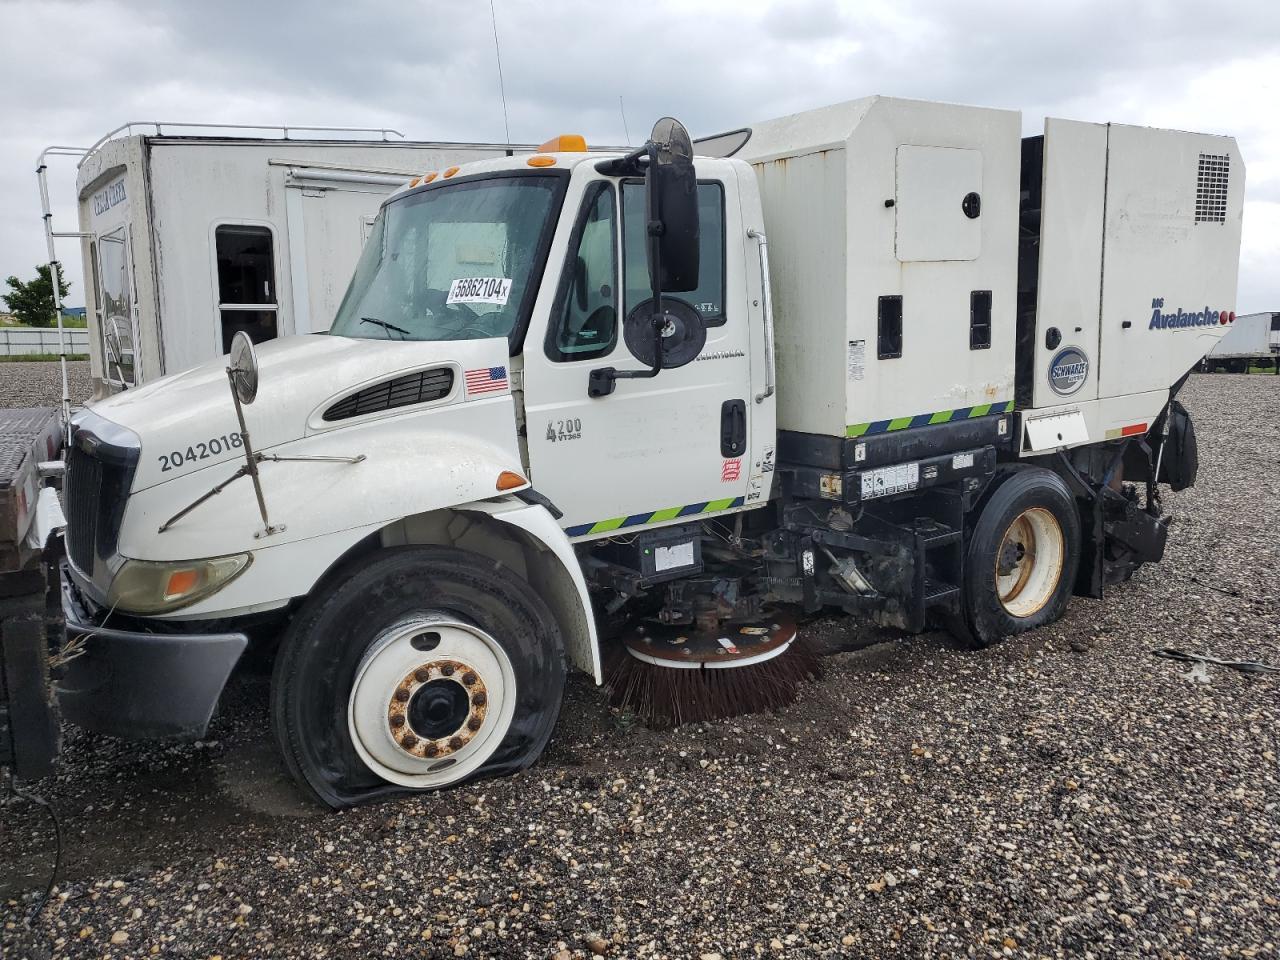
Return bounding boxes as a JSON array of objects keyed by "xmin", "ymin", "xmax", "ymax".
[
  {"xmin": 390, "ymin": 715, "xmax": 405, "ymax": 728},
  {"xmin": 441, "ymin": 664, "xmax": 455, "ymax": 677},
  {"xmin": 400, "ymin": 733, "xmax": 418, "ymax": 748},
  {"xmin": 449, "ymin": 736, "xmax": 464, "ymax": 751},
  {"xmin": 424, "ymin": 743, "xmax": 439, "ymax": 757},
  {"xmin": 414, "ymin": 667, "xmax": 431, "ymax": 683},
  {"xmin": 472, "ymin": 692, "xmax": 487, "ymax": 707},
  {"xmin": 462, "ymin": 672, "xmax": 478, "ymax": 686},
  {"xmin": 467, "ymin": 717, "xmax": 482, "ymax": 732},
  {"xmin": 394, "ymin": 688, "xmax": 410, "ymax": 702}
]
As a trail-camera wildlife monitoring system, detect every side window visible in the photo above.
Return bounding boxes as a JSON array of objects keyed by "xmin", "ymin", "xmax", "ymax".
[
  {"xmin": 622, "ymin": 180, "xmax": 725, "ymax": 325},
  {"xmin": 215, "ymin": 224, "xmax": 278, "ymax": 353},
  {"xmin": 547, "ymin": 183, "xmax": 618, "ymax": 362}
]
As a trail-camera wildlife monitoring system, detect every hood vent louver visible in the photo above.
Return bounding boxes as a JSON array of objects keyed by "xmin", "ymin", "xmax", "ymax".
[{"xmin": 323, "ymin": 367, "xmax": 455, "ymax": 422}]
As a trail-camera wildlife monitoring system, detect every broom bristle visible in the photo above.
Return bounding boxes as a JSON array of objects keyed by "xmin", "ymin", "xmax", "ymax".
[{"xmin": 605, "ymin": 636, "xmax": 822, "ymax": 727}]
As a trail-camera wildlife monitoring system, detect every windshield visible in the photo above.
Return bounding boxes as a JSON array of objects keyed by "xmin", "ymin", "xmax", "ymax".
[{"xmin": 330, "ymin": 174, "xmax": 565, "ymax": 342}]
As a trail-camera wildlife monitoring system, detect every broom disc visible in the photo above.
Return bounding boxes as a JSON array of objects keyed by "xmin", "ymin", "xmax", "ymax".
[{"xmin": 605, "ymin": 611, "xmax": 821, "ymax": 726}]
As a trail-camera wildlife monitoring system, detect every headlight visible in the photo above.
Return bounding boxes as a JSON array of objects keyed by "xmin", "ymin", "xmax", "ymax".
[{"xmin": 107, "ymin": 554, "xmax": 252, "ymax": 614}]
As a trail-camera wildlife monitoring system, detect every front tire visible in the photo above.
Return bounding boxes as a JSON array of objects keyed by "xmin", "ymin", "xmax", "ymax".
[
  {"xmin": 271, "ymin": 546, "xmax": 565, "ymax": 808},
  {"xmin": 953, "ymin": 468, "xmax": 1081, "ymax": 649}
]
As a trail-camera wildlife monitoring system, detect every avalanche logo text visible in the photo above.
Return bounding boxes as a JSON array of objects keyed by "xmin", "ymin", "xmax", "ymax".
[{"xmin": 1148, "ymin": 297, "xmax": 1235, "ymax": 330}]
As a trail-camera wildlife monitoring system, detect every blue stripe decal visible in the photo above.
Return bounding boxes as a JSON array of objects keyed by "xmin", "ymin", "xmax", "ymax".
[
  {"xmin": 565, "ymin": 522, "xmax": 593, "ymax": 536},
  {"xmin": 678, "ymin": 501, "xmax": 710, "ymax": 517}
]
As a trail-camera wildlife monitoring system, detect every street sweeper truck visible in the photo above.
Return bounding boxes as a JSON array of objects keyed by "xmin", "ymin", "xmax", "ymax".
[{"xmin": 48, "ymin": 98, "xmax": 1242, "ymax": 807}]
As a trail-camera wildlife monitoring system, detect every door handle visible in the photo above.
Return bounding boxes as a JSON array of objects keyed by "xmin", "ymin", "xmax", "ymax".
[{"xmin": 721, "ymin": 399, "xmax": 746, "ymax": 457}]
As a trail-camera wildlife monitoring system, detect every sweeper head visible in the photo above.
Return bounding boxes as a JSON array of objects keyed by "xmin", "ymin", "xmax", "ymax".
[{"xmin": 605, "ymin": 612, "xmax": 820, "ymax": 727}]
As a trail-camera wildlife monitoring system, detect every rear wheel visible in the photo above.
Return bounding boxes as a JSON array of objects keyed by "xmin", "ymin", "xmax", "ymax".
[
  {"xmin": 952, "ymin": 468, "xmax": 1081, "ymax": 649},
  {"xmin": 271, "ymin": 546, "xmax": 564, "ymax": 807}
]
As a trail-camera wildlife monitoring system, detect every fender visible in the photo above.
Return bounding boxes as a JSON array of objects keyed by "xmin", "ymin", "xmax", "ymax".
[{"xmin": 466, "ymin": 499, "xmax": 601, "ymax": 682}]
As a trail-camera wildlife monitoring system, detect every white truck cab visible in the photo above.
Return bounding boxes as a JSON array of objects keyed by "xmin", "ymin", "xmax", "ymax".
[{"xmin": 55, "ymin": 99, "xmax": 1243, "ymax": 807}]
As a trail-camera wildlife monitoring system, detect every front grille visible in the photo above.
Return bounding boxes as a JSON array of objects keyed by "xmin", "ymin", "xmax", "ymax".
[
  {"xmin": 323, "ymin": 367, "xmax": 455, "ymax": 422},
  {"xmin": 64, "ymin": 443, "xmax": 103, "ymax": 573},
  {"xmin": 63, "ymin": 413, "xmax": 140, "ymax": 580}
]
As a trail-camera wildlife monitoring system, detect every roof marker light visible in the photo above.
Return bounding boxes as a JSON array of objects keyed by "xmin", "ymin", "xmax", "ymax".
[
  {"xmin": 443, "ymin": 166, "xmax": 460, "ymax": 178},
  {"xmin": 527, "ymin": 156, "xmax": 556, "ymax": 167},
  {"xmin": 409, "ymin": 177, "xmax": 421, "ymax": 188},
  {"xmin": 423, "ymin": 172, "xmax": 438, "ymax": 183},
  {"xmin": 537, "ymin": 134, "xmax": 588, "ymax": 152}
]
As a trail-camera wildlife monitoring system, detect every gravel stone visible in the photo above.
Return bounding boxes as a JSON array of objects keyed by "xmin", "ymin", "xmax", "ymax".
[
  {"xmin": 0, "ymin": 359, "xmax": 93, "ymax": 409},
  {"xmin": 2, "ymin": 372, "xmax": 1278, "ymax": 959}
]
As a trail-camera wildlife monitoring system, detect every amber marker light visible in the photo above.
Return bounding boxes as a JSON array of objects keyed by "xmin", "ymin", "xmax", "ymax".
[
  {"xmin": 164, "ymin": 568, "xmax": 201, "ymax": 600},
  {"xmin": 424, "ymin": 172, "xmax": 438, "ymax": 183},
  {"xmin": 443, "ymin": 166, "xmax": 460, "ymax": 178},
  {"xmin": 496, "ymin": 471, "xmax": 527, "ymax": 491},
  {"xmin": 526, "ymin": 156, "xmax": 556, "ymax": 167},
  {"xmin": 537, "ymin": 134, "xmax": 588, "ymax": 152}
]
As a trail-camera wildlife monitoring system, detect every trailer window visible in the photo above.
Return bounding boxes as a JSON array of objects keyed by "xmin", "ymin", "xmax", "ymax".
[
  {"xmin": 97, "ymin": 229, "xmax": 137, "ymax": 386},
  {"xmin": 622, "ymin": 181, "xmax": 725, "ymax": 325},
  {"xmin": 547, "ymin": 182, "xmax": 617, "ymax": 361},
  {"xmin": 215, "ymin": 224, "xmax": 278, "ymax": 353}
]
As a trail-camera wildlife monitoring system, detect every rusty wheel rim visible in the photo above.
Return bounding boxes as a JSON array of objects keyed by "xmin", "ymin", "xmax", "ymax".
[
  {"xmin": 994, "ymin": 507, "xmax": 1064, "ymax": 618},
  {"xmin": 348, "ymin": 616, "xmax": 515, "ymax": 789}
]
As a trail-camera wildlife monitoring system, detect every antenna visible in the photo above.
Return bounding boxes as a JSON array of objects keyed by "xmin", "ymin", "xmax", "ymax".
[
  {"xmin": 489, "ymin": 0, "xmax": 511, "ymax": 144},
  {"xmin": 619, "ymin": 96, "xmax": 632, "ymax": 146}
]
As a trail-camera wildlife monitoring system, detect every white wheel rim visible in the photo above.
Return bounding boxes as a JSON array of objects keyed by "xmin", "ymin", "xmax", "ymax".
[
  {"xmin": 994, "ymin": 507, "xmax": 1064, "ymax": 618},
  {"xmin": 348, "ymin": 616, "xmax": 516, "ymax": 789}
]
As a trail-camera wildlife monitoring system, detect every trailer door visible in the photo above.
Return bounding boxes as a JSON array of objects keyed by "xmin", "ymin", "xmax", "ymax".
[{"xmin": 285, "ymin": 173, "xmax": 404, "ymax": 334}]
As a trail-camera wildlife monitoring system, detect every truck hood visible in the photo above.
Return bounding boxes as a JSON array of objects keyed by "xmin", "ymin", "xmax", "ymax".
[{"xmin": 85, "ymin": 334, "xmax": 513, "ymax": 492}]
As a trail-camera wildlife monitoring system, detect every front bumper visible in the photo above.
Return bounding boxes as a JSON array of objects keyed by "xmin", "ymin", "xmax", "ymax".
[{"xmin": 57, "ymin": 565, "xmax": 248, "ymax": 740}]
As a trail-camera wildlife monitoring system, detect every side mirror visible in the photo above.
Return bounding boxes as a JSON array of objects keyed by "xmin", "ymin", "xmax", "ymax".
[{"xmin": 646, "ymin": 117, "xmax": 700, "ymax": 293}]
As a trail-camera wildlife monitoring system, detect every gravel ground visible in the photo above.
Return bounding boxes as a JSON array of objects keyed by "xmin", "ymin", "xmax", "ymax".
[
  {"xmin": 0, "ymin": 360, "xmax": 93, "ymax": 410},
  {"xmin": 2, "ymin": 373, "xmax": 1277, "ymax": 959}
]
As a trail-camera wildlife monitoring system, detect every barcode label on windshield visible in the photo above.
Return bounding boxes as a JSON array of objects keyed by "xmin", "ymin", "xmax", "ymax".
[{"xmin": 447, "ymin": 277, "xmax": 512, "ymax": 305}]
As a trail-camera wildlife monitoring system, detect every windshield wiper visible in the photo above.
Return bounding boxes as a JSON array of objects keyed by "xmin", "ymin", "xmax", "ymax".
[{"xmin": 360, "ymin": 316, "xmax": 411, "ymax": 340}]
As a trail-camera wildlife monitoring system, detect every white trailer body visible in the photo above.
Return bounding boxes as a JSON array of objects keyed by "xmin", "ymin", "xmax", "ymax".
[
  {"xmin": 73, "ymin": 131, "xmax": 528, "ymax": 395},
  {"xmin": 48, "ymin": 101, "xmax": 1244, "ymax": 808},
  {"xmin": 1201, "ymin": 310, "xmax": 1280, "ymax": 371}
]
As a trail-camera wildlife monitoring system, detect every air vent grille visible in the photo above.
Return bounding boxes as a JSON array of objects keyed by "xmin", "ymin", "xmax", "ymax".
[
  {"xmin": 323, "ymin": 368, "xmax": 454, "ymax": 422},
  {"xmin": 1195, "ymin": 153, "xmax": 1229, "ymax": 223}
]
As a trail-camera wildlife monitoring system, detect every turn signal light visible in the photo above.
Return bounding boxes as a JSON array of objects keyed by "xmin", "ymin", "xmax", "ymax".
[
  {"xmin": 165, "ymin": 569, "xmax": 201, "ymax": 599},
  {"xmin": 496, "ymin": 471, "xmax": 527, "ymax": 491},
  {"xmin": 537, "ymin": 134, "xmax": 588, "ymax": 152}
]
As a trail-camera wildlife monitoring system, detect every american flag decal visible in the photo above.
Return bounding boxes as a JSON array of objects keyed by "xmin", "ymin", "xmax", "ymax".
[{"xmin": 465, "ymin": 365, "xmax": 509, "ymax": 396}]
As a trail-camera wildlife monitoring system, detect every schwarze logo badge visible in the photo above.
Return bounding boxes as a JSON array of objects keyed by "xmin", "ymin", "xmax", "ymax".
[{"xmin": 1048, "ymin": 347, "xmax": 1089, "ymax": 396}]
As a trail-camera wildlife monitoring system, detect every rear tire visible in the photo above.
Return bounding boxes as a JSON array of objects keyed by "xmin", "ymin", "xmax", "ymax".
[
  {"xmin": 951, "ymin": 468, "xmax": 1081, "ymax": 649},
  {"xmin": 270, "ymin": 545, "xmax": 564, "ymax": 808}
]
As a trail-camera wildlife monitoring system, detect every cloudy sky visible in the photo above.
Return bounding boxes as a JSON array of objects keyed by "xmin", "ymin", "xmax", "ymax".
[{"xmin": 1, "ymin": 0, "xmax": 1277, "ymax": 310}]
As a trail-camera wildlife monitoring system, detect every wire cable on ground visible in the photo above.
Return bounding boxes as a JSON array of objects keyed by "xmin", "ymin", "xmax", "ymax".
[
  {"xmin": 1152, "ymin": 648, "xmax": 1280, "ymax": 675},
  {"xmin": 3, "ymin": 770, "xmax": 63, "ymax": 929}
]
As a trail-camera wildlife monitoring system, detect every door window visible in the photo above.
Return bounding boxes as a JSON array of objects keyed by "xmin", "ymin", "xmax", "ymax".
[
  {"xmin": 547, "ymin": 182, "xmax": 617, "ymax": 361},
  {"xmin": 622, "ymin": 181, "xmax": 726, "ymax": 325},
  {"xmin": 215, "ymin": 224, "xmax": 278, "ymax": 352},
  {"xmin": 96, "ymin": 228, "xmax": 136, "ymax": 386}
]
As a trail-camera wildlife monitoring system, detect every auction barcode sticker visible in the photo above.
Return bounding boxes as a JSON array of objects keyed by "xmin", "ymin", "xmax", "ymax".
[{"xmin": 447, "ymin": 277, "xmax": 512, "ymax": 305}]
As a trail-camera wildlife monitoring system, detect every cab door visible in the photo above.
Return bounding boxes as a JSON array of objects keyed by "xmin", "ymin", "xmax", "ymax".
[{"xmin": 522, "ymin": 164, "xmax": 755, "ymax": 538}]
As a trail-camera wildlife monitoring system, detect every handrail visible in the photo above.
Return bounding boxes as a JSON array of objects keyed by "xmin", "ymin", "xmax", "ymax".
[
  {"xmin": 35, "ymin": 144, "xmax": 91, "ymax": 435},
  {"xmin": 78, "ymin": 121, "xmax": 407, "ymax": 168},
  {"xmin": 747, "ymin": 228, "xmax": 776, "ymax": 404}
]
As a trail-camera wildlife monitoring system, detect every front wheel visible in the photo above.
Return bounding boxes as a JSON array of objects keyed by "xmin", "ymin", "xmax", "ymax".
[
  {"xmin": 271, "ymin": 546, "xmax": 565, "ymax": 807},
  {"xmin": 952, "ymin": 468, "xmax": 1081, "ymax": 649}
]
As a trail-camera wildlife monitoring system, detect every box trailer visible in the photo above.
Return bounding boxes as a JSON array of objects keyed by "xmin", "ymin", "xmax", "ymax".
[
  {"xmin": 55, "ymin": 124, "xmax": 542, "ymax": 396},
  {"xmin": 1200, "ymin": 310, "xmax": 1280, "ymax": 372},
  {"xmin": 34, "ymin": 97, "xmax": 1244, "ymax": 808}
]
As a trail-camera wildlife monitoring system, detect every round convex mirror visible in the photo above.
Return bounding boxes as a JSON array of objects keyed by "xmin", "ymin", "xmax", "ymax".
[{"xmin": 228, "ymin": 330, "xmax": 259, "ymax": 405}]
